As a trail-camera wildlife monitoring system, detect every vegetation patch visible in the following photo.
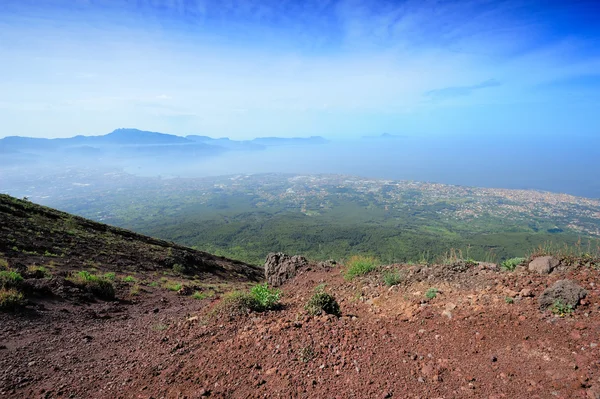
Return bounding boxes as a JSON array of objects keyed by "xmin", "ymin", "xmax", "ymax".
[
  {"xmin": 305, "ymin": 287, "xmax": 340, "ymax": 317},
  {"xmin": 212, "ymin": 283, "xmax": 281, "ymax": 317},
  {"xmin": 103, "ymin": 272, "xmax": 116, "ymax": 281},
  {"xmin": 250, "ymin": 283, "xmax": 281, "ymax": 311},
  {"xmin": 163, "ymin": 280, "xmax": 182, "ymax": 291},
  {"xmin": 344, "ymin": 255, "xmax": 379, "ymax": 280},
  {"xmin": 67, "ymin": 271, "xmax": 115, "ymax": 300},
  {"xmin": 501, "ymin": 257, "xmax": 526, "ymax": 271},
  {"xmin": 122, "ymin": 275, "xmax": 137, "ymax": 283},
  {"xmin": 551, "ymin": 300, "xmax": 574, "ymax": 317},
  {"xmin": 0, "ymin": 270, "xmax": 24, "ymax": 289},
  {"xmin": 0, "ymin": 288, "xmax": 25, "ymax": 311},
  {"xmin": 425, "ymin": 287, "xmax": 439, "ymax": 300},
  {"xmin": 382, "ymin": 269, "xmax": 402, "ymax": 286},
  {"xmin": 129, "ymin": 284, "xmax": 141, "ymax": 296},
  {"xmin": 0, "ymin": 258, "xmax": 9, "ymax": 270}
]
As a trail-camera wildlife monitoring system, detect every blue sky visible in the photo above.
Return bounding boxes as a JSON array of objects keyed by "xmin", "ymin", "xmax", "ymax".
[{"xmin": 1, "ymin": 0, "xmax": 599, "ymax": 139}]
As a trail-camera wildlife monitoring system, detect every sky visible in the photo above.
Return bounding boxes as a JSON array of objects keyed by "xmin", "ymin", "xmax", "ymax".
[{"xmin": 1, "ymin": 0, "xmax": 599, "ymax": 139}]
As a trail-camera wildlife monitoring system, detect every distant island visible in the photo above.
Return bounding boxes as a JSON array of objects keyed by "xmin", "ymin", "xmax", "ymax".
[{"xmin": 0, "ymin": 128, "xmax": 330, "ymax": 166}]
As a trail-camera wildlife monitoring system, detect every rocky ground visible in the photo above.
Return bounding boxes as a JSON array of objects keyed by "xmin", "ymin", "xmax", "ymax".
[{"xmin": 2, "ymin": 254, "xmax": 600, "ymax": 399}]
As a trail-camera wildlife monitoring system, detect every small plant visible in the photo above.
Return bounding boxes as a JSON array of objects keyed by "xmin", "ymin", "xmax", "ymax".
[
  {"xmin": 129, "ymin": 284, "xmax": 141, "ymax": 296},
  {"xmin": 148, "ymin": 281, "xmax": 159, "ymax": 287},
  {"xmin": 103, "ymin": 272, "xmax": 116, "ymax": 281},
  {"xmin": 505, "ymin": 296, "xmax": 514, "ymax": 304},
  {"xmin": 250, "ymin": 283, "xmax": 281, "ymax": 311},
  {"xmin": 382, "ymin": 269, "xmax": 402, "ymax": 287},
  {"xmin": 192, "ymin": 291, "xmax": 207, "ymax": 300},
  {"xmin": 67, "ymin": 271, "xmax": 115, "ymax": 300},
  {"xmin": 122, "ymin": 275, "xmax": 137, "ymax": 283},
  {"xmin": 212, "ymin": 284, "xmax": 282, "ymax": 317},
  {"xmin": 305, "ymin": 288, "xmax": 340, "ymax": 317},
  {"xmin": 172, "ymin": 264, "xmax": 187, "ymax": 275},
  {"xmin": 0, "ymin": 288, "xmax": 25, "ymax": 311},
  {"xmin": 501, "ymin": 257, "xmax": 526, "ymax": 272},
  {"xmin": 0, "ymin": 270, "xmax": 24, "ymax": 289},
  {"xmin": 344, "ymin": 255, "xmax": 379, "ymax": 280},
  {"xmin": 551, "ymin": 300, "xmax": 574, "ymax": 317},
  {"xmin": 164, "ymin": 281, "xmax": 182, "ymax": 291},
  {"xmin": 425, "ymin": 287, "xmax": 439, "ymax": 300},
  {"xmin": 298, "ymin": 345, "xmax": 316, "ymax": 363},
  {"xmin": 212, "ymin": 291, "xmax": 260, "ymax": 317},
  {"xmin": 0, "ymin": 258, "xmax": 9, "ymax": 270}
]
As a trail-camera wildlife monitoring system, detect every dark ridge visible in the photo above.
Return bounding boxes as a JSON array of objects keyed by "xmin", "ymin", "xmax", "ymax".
[{"xmin": 0, "ymin": 194, "xmax": 263, "ymax": 282}]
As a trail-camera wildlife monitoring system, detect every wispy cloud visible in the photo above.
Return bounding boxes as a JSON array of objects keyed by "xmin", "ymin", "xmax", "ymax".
[{"xmin": 426, "ymin": 79, "xmax": 502, "ymax": 100}]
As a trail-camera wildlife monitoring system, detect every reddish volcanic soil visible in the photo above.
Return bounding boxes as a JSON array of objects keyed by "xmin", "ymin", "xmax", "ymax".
[{"xmin": 2, "ymin": 261, "xmax": 600, "ymax": 399}]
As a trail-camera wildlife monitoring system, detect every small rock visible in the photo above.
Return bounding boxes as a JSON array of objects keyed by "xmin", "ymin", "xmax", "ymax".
[
  {"xmin": 519, "ymin": 288, "xmax": 533, "ymax": 297},
  {"xmin": 539, "ymin": 280, "xmax": 587, "ymax": 310},
  {"xmin": 528, "ymin": 256, "xmax": 559, "ymax": 274}
]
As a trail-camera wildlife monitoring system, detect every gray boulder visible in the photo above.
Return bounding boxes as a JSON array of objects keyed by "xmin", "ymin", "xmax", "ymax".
[
  {"xmin": 528, "ymin": 256, "xmax": 560, "ymax": 274},
  {"xmin": 538, "ymin": 279, "xmax": 587, "ymax": 310},
  {"xmin": 264, "ymin": 253, "xmax": 308, "ymax": 287}
]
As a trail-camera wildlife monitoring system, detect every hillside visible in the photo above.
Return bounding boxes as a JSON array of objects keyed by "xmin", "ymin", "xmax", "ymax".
[{"xmin": 0, "ymin": 194, "xmax": 261, "ymax": 280}]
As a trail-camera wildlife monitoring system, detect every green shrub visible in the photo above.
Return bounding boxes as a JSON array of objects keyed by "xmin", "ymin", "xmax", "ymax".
[
  {"xmin": 192, "ymin": 290, "xmax": 214, "ymax": 300},
  {"xmin": 425, "ymin": 287, "xmax": 439, "ymax": 300},
  {"xmin": 103, "ymin": 272, "xmax": 116, "ymax": 281},
  {"xmin": 122, "ymin": 275, "xmax": 137, "ymax": 283},
  {"xmin": 505, "ymin": 296, "xmax": 514, "ymax": 304},
  {"xmin": 551, "ymin": 300, "xmax": 574, "ymax": 317},
  {"xmin": 164, "ymin": 281, "xmax": 182, "ymax": 291},
  {"xmin": 250, "ymin": 283, "xmax": 281, "ymax": 311},
  {"xmin": 192, "ymin": 291, "xmax": 207, "ymax": 300},
  {"xmin": 0, "ymin": 288, "xmax": 25, "ymax": 311},
  {"xmin": 0, "ymin": 270, "xmax": 24, "ymax": 289},
  {"xmin": 305, "ymin": 291, "xmax": 340, "ymax": 316},
  {"xmin": 67, "ymin": 271, "xmax": 115, "ymax": 300},
  {"xmin": 344, "ymin": 255, "xmax": 379, "ymax": 280},
  {"xmin": 382, "ymin": 269, "xmax": 402, "ymax": 286},
  {"xmin": 212, "ymin": 284, "xmax": 281, "ymax": 317},
  {"xmin": 212, "ymin": 291, "xmax": 260, "ymax": 317},
  {"xmin": 501, "ymin": 257, "xmax": 526, "ymax": 271}
]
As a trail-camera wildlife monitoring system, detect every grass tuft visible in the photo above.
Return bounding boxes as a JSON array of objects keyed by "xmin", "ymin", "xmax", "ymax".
[
  {"xmin": 0, "ymin": 270, "xmax": 24, "ymax": 289},
  {"xmin": 344, "ymin": 255, "xmax": 379, "ymax": 280},
  {"xmin": 67, "ymin": 271, "xmax": 115, "ymax": 300},
  {"xmin": 305, "ymin": 288, "xmax": 340, "ymax": 317},
  {"xmin": 425, "ymin": 287, "xmax": 439, "ymax": 300},
  {"xmin": 0, "ymin": 288, "xmax": 25, "ymax": 311},
  {"xmin": 501, "ymin": 257, "xmax": 526, "ymax": 271},
  {"xmin": 382, "ymin": 269, "xmax": 402, "ymax": 286}
]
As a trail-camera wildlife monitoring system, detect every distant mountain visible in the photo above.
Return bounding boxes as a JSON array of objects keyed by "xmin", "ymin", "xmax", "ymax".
[
  {"xmin": 93, "ymin": 128, "xmax": 192, "ymax": 145},
  {"xmin": 0, "ymin": 128, "xmax": 191, "ymax": 152}
]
